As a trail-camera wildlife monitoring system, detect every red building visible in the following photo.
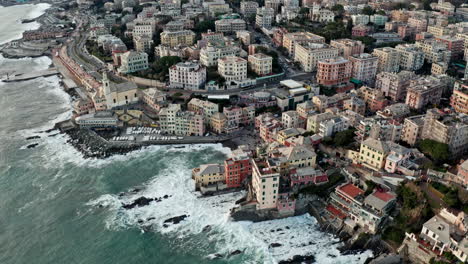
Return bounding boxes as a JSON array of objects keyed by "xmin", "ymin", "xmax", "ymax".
[
  {"xmin": 289, "ymin": 168, "xmax": 328, "ymax": 187},
  {"xmin": 224, "ymin": 156, "xmax": 252, "ymax": 188}
]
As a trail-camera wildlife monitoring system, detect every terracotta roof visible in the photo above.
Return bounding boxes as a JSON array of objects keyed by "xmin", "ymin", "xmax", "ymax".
[
  {"xmin": 338, "ymin": 183, "xmax": 364, "ymax": 198},
  {"xmin": 373, "ymin": 190, "xmax": 395, "ymax": 202}
]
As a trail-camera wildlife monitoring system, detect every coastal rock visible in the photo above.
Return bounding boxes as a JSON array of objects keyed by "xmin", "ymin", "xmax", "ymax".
[
  {"xmin": 229, "ymin": 250, "xmax": 242, "ymax": 256},
  {"xmin": 278, "ymin": 254, "xmax": 315, "ymax": 264},
  {"xmin": 269, "ymin": 243, "xmax": 282, "ymax": 248},
  {"xmin": 26, "ymin": 136, "xmax": 40, "ymax": 140},
  {"xmin": 27, "ymin": 143, "xmax": 39, "ymax": 149},
  {"xmin": 163, "ymin": 214, "xmax": 188, "ymax": 225},
  {"xmin": 202, "ymin": 225, "xmax": 212, "ymax": 233},
  {"xmin": 122, "ymin": 197, "xmax": 155, "ymax": 209}
]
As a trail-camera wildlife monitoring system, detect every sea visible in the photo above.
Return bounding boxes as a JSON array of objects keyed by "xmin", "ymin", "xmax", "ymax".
[{"xmin": 0, "ymin": 4, "xmax": 374, "ymax": 264}]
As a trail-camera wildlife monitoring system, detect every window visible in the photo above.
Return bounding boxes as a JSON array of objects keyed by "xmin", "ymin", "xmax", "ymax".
[{"xmin": 262, "ymin": 179, "xmax": 266, "ymax": 183}]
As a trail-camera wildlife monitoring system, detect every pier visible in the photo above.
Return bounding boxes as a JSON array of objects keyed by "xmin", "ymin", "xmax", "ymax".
[{"xmin": 1, "ymin": 68, "xmax": 59, "ymax": 82}]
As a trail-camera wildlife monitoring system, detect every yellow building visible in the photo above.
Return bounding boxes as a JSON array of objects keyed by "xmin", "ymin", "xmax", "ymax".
[
  {"xmin": 359, "ymin": 138, "xmax": 389, "ymax": 171},
  {"xmin": 192, "ymin": 164, "xmax": 225, "ymax": 189},
  {"xmin": 160, "ymin": 30, "xmax": 195, "ymax": 47},
  {"xmin": 248, "ymin": 53, "xmax": 273, "ymax": 76}
]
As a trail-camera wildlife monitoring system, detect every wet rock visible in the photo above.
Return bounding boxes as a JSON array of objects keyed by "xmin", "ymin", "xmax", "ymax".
[
  {"xmin": 285, "ymin": 226, "xmax": 290, "ymax": 229},
  {"xmin": 276, "ymin": 228, "xmax": 283, "ymax": 231},
  {"xmin": 229, "ymin": 250, "xmax": 242, "ymax": 256},
  {"xmin": 162, "ymin": 224, "xmax": 169, "ymax": 228},
  {"xmin": 270, "ymin": 229, "xmax": 275, "ymax": 232},
  {"xmin": 202, "ymin": 225, "xmax": 212, "ymax": 232},
  {"xmin": 48, "ymin": 133, "xmax": 59, "ymax": 137},
  {"xmin": 26, "ymin": 136, "xmax": 40, "ymax": 140},
  {"xmin": 137, "ymin": 219, "xmax": 144, "ymax": 224},
  {"xmin": 122, "ymin": 197, "xmax": 155, "ymax": 209},
  {"xmin": 278, "ymin": 255, "xmax": 315, "ymax": 264},
  {"xmin": 163, "ymin": 195, "xmax": 169, "ymax": 199},
  {"xmin": 27, "ymin": 143, "xmax": 39, "ymax": 149},
  {"xmin": 163, "ymin": 214, "xmax": 188, "ymax": 225},
  {"xmin": 147, "ymin": 217, "xmax": 155, "ymax": 221},
  {"xmin": 270, "ymin": 243, "xmax": 282, "ymax": 248}
]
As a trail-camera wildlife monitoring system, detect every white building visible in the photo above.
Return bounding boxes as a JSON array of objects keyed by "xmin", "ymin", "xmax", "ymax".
[
  {"xmin": 256, "ymin": 7, "xmax": 274, "ymax": 29},
  {"xmin": 218, "ymin": 56, "xmax": 247, "ymax": 81},
  {"xmin": 200, "ymin": 45, "xmax": 242, "ymax": 66},
  {"xmin": 169, "ymin": 61, "xmax": 206, "ymax": 90},
  {"xmin": 395, "ymin": 44, "xmax": 425, "ymax": 71}
]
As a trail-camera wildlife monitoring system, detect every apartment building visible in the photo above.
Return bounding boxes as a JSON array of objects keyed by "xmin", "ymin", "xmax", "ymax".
[
  {"xmin": 352, "ymin": 25, "xmax": 372, "ymax": 37},
  {"xmin": 192, "ymin": 164, "xmax": 225, "ymax": 189},
  {"xmin": 319, "ymin": 116, "xmax": 349, "ymax": 137},
  {"xmin": 375, "ymin": 71, "xmax": 417, "ymax": 101},
  {"xmin": 415, "ymin": 39, "xmax": 451, "ymax": 63},
  {"xmin": 117, "ymin": 50, "xmax": 148, "ymax": 74},
  {"xmin": 282, "ymin": 32, "xmax": 325, "ymax": 56},
  {"xmin": 218, "ymin": 56, "xmax": 247, "ymax": 81},
  {"xmin": 351, "ymin": 14, "xmax": 369, "ymax": 25},
  {"xmin": 159, "ymin": 104, "xmax": 205, "ymax": 136},
  {"xmin": 348, "ymin": 53, "xmax": 378, "ymax": 85},
  {"xmin": 422, "ymin": 109, "xmax": 468, "ymax": 156},
  {"xmin": 160, "ymin": 30, "xmax": 195, "ymax": 47},
  {"xmin": 358, "ymin": 86, "xmax": 389, "ymax": 112},
  {"xmin": 372, "ymin": 47, "xmax": 400, "ymax": 73},
  {"xmin": 407, "ymin": 17, "xmax": 428, "ymax": 33},
  {"xmin": 248, "ymin": 53, "xmax": 273, "ymax": 76},
  {"xmin": 306, "ymin": 112, "xmax": 335, "ymax": 133},
  {"xmin": 169, "ymin": 61, "xmax": 206, "ymax": 90},
  {"xmin": 256, "ymin": 7, "xmax": 274, "ymax": 29},
  {"xmin": 200, "ymin": 45, "xmax": 242, "ymax": 66},
  {"xmin": 224, "ymin": 148, "xmax": 252, "ymax": 188},
  {"xmin": 359, "ymin": 138, "xmax": 390, "ymax": 171},
  {"xmin": 187, "ymin": 98, "xmax": 219, "ymax": 122},
  {"xmin": 450, "ymin": 85, "xmax": 468, "ymax": 114},
  {"xmin": 330, "ymin": 39, "xmax": 365, "ymax": 59},
  {"xmin": 281, "ymin": 111, "xmax": 300, "ymax": 129},
  {"xmin": 401, "ymin": 115, "xmax": 425, "ymax": 146},
  {"xmin": 133, "ymin": 35, "xmax": 154, "ymax": 53},
  {"xmin": 370, "ymin": 14, "xmax": 388, "ymax": 26},
  {"xmin": 435, "ymin": 35, "xmax": 464, "ymax": 60},
  {"xmin": 343, "ymin": 96, "xmax": 366, "ymax": 115},
  {"xmin": 427, "ymin": 25, "xmax": 451, "ymax": 37},
  {"xmin": 215, "ymin": 19, "xmax": 246, "ymax": 33},
  {"xmin": 294, "ymin": 43, "xmax": 339, "ymax": 72},
  {"xmin": 316, "ymin": 57, "xmax": 353, "ymax": 86},
  {"xmin": 240, "ymin": 1, "xmax": 259, "ymax": 16},
  {"xmin": 405, "ymin": 76, "xmax": 444, "ymax": 110},
  {"xmin": 395, "ymin": 44, "xmax": 425, "ymax": 71},
  {"xmin": 251, "ymin": 159, "xmax": 280, "ymax": 210}
]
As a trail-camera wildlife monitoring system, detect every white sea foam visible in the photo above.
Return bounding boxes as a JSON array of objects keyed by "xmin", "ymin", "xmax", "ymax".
[{"xmin": 89, "ymin": 147, "xmax": 373, "ymax": 264}]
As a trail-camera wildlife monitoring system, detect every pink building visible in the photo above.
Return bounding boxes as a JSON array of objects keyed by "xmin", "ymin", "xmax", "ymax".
[
  {"xmin": 352, "ymin": 25, "xmax": 372, "ymax": 37},
  {"xmin": 277, "ymin": 193, "xmax": 296, "ymax": 214},
  {"xmin": 435, "ymin": 36, "xmax": 464, "ymax": 60},
  {"xmin": 317, "ymin": 57, "xmax": 353, "ymax": 86},
  {"xmin": 289, "ymin": 167, "xmax": 328, "ymax": 187}
]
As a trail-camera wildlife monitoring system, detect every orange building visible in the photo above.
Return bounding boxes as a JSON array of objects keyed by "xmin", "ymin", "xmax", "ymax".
[{"xmin": 316, "ymin": 57, "xmax": 353, "ymax": 86}]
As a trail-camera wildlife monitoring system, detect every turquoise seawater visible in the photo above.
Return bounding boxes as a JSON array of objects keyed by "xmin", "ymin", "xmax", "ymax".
[{"xmin": 0, "ymin": 4, "xmax": 375, "ymax": 264}]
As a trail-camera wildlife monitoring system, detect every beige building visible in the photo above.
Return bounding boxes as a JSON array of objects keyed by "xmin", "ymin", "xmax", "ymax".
[
  {"xmin": 431, "ymin": 62, "xmax": 448, "ymax": 76},
  {"xmin": 192, "ymin": 164, "xmax": 225, "ymax": 189},
  {"xmin": 348, "ymin": 53, "xmax": 378, "ymax": 85},
  {"xmin": 405, "ymin": 76, "xmax": 444, "ymax": 110},
  {"xmin": 330, "ymin": 38, "xmax": 365, "ymax": 59},
  {"xmin": 375, "ymin": 71, "xmax": 417, "ymax": 101},
  {"xmin": 427, "ymin": 25, "xmax": 451, "ymax": 37},
  {"xmin": 187, "ymin": 98, "xmax": 219, "ymax": 121},
  {"xmin": 210, "ymin": 112, "xmax": 227, "ymax": 134},
  {"xmin": 401, "ymin": 115, "xmax": 425, "ymax": 146},
  {"xmin": 415, "ymin": 39, "xmax": 451, "ymax": 63},
  {"xmin": 102, "ymin": 72, "xmax": 139, "ymax": 108},
  {"xmin": 372, "ymin": 47, "xmax": 400, "ymax": 73},
  {"xmin": 159, "ymin": 104, "xmax": 205, "ymax": 136},
  {"xmin": 450, "ymin": 85, "xmax": 468, "ymax": 114},
  {"xmin": 294, "ymin": 43, "xmax": 339, "ymax": 72},
  {"xmin": 215, "ymin": 19, "xmax": 246, "ymax": 33},
  {"xmin": 248, "ymin": 53, "xmax": 273, "ymax": 76},
  {"xmin": 282, "ymin": 32, "xmax": 325, "ymax": 56},
  {"xmin": 422, "ymin": 109, "xmax": 468, "ymax": 157},
  {"xmin": 251, "ymin": 158, "xmax": 280, "ymax": 210},
  {"xmin": 169, "ymin": 61, "xmax": 206, "ymax": 90},
  {"xmin": 395, "ymin": 44, "xmax": 425, "ymax": 71},
  {"xmin": 218, "ymin": 56, "xmax": 247, "ymax": 81},
  {"xmin": 133, "ymin": 35, "xmax": 154, "ymax": 53},
  {"xmin": 160, "ymin": 30, "xmax": 195, "ymax": 47}
]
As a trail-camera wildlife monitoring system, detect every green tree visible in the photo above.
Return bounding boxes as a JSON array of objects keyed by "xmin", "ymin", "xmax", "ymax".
[
  {"xmin": 418, "ymin": 139, "xmax": 450, "ymax": 163},
  {"xmin": 361, "ymin": 6, "xmax": 375, "ymax": 16},
  {"xmin": 333, "ymin": 128, "xmax": 356, "ymax": 147},
  {"xmin": 331, "ymin": 4, "xmax": 344, "ymax": 17},
  {"xmin": 194, "ymin": 20, "xmax": 215, "ymax": 33},
  {"xmin": 299, "ymin": 7, "xmax": 309, "ymax": 15}
]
